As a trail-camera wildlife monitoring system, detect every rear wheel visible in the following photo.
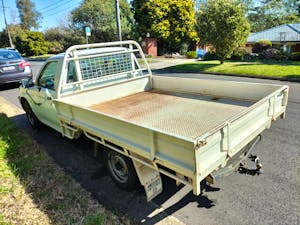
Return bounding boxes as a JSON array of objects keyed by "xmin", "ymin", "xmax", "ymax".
[
  {"xmin": 22, "ymin": 100, "xmax": 41, "ymax": 128},
  {"xmin": 103, "ymin": 150, "xmax": 138, "ymax": 190}
]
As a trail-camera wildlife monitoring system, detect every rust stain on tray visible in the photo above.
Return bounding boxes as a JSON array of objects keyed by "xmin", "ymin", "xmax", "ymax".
[
  {"xmin": 89, "ymin": 90, "xmax": 252, "ymax": 139},
  {"xmin": 90, "ymin": 91, "xmax": 173, "ymax": 120}
]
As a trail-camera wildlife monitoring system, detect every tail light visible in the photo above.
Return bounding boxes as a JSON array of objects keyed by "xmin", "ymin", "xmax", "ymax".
[
  {"xmin": 18, "ymin": 61, "xmax": 32, "ymax": 76},
  {"xmin": 19, "ymin": 61, "xmax": 30, "ymax": 68}
]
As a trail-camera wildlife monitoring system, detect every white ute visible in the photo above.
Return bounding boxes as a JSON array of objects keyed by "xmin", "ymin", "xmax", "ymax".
[{"xmin": 19, "ymin": 41, "xmax": 289, "ymax": 201}]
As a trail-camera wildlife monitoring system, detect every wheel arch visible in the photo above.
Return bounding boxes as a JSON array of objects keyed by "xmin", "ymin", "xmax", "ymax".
[{"xmin": 20, "ymin": 96, "xmax": 29, "ymax": 110}]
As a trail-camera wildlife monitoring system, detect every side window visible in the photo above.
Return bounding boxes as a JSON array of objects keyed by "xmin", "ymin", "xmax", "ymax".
[
  {"xmin": 38, "ymin": 61, "xmax": 58, "ymax": 89},
  {"xmin": 67, "ymin": 61, "xmax": 78, "ymax": 83}
]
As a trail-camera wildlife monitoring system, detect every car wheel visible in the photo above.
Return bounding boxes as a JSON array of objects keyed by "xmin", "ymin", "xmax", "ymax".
[
  {"xmin": 103, "ymin": 149, "xmax": 138, "ymax": 190},
  {"xmin": 22, "ymin": 100, "xmax": 41, "ymax": 129}
]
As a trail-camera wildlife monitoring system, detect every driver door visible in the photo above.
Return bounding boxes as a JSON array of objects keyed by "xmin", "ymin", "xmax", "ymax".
[{"xmin": 28, "ymin": 61, "xmax": 60, "ymax": 130}]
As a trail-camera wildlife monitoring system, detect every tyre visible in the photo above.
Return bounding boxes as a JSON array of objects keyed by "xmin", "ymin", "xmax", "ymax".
[
  {"xmin": 103, "ymin": 149, "xmax": 138, "ymax": 190},
  {"xmin": 22, "ymin": 99, "xmax": 41, "ymax": 129}
]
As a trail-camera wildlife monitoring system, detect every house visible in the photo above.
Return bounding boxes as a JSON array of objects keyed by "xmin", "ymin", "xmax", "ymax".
[{"xmin": 247, "ymin": 23, "xmax": 300, "ymax": 53}]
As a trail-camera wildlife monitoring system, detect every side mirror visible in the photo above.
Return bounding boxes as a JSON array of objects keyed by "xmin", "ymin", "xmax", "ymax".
[
  {"xmin": 45, "ymin": 79, "xmax": 54, "ymax": 89},
  {"xmin": 21, "ymin": 78, "xmax": 34, "ymax": 88}
]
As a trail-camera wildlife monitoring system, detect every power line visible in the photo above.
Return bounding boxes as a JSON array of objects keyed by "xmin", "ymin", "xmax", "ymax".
[
  {"xmin": 38, "ymin": 0, "xmax": 63, "ymax": 11},
  {"xmin": 40, "ymin": 0, "xmax": 73, "ymax": 14},
  {"xmin": 42, "ymin": 3, "xmax": 78, "ymax": 18}
]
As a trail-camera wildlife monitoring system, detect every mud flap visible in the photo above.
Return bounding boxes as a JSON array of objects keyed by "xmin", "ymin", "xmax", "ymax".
[{"xmin": 132, "ymin": 161, "xmax": 163, "ymax": 201}]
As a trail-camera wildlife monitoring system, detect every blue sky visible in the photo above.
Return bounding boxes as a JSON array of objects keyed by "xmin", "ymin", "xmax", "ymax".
[{"xmin": 0, "ymin": 0, "xmax": 82, "ymax": 31}]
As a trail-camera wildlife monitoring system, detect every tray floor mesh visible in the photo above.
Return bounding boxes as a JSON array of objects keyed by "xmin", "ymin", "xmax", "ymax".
[{"xmin": 89, "ymin": 90, "xmax": 253, "ymax": 140}]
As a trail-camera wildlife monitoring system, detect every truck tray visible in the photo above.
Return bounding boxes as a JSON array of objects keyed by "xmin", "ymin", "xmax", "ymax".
[
  {"xmin": 54, "ymin": 74, "xmax": 288, "ymax": 196},
  {"xmin": 89, "ymin": 90, "xmax": 253, "ymax": 140}
]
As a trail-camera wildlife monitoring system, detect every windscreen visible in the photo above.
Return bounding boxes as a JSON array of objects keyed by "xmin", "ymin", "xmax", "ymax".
[{"xmin": 0, "ymin": 50, "xmax": 21, "ymax": 61}]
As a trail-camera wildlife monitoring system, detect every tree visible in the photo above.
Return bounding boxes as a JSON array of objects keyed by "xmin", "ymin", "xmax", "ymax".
[
  {"xmin": 15, "ymin": 31, "xmax": 48, "ymax": 56},
  {"xmin": 0, "ymin": 31, "xmax": 9, "ymax": 48},
  {"xmin": 132, "ymin": 0, "xmax": 199, "ymax": 53},
  {"xmin": 0, "ymin": 24, "xmax": 25, "ymax": 48},
  {"xmin": 43, "ymin": 27, "xmax": 85, "ymax": 52},
  {"xmin": 43, "ymin": 28, "xmax": 64, "ymax": 53},
  {"xmin": 244, "ymin": 0, "xmax": 300, "ymax": 32},
  {"xmin": 70, "ymin": 0, "xmax": 133, "ymax": 43},
  {"xmin": 16, "ymin": 0, "xmax": 41, "ymax": 30},
  {"xmin": 196, "ymin": 0, "xmax": 250, "ymax": 64}
]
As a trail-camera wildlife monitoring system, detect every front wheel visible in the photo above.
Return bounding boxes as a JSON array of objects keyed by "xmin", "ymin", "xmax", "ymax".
[
  {"xmin": 103, "ymin": 150, "xmax": 138, "ymax": 190},
  {"xmin": 22, "ymin": 100, "xmax": 41, "ymax": 129}
]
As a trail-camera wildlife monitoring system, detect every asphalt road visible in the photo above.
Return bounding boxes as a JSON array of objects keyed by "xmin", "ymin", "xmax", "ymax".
[{"xmin": 0, "ymin": 61, "xmax": 299, "ymax": 225}]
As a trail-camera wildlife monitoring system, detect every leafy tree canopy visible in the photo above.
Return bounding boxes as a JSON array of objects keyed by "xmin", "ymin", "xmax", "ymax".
[
  {"xmin": 70, "ymin": 0, "xmax": 133, "ymax": 42},
  {"xmin": 15, "ymin": 30, "xmax": 48, "ymax": 56},
  {"xmin": 16, "ymin": 0, "xmax": 41, "ymax": 30},
  {"xmin": 44, "ymin": 27, "xmax": 85, "ymax": 52},
  {"xmin": 0, "ymin": 25, "xmax": 24, "ymax": 48},
  {"xmin": 132, "ymin": 0, "xmax": 199, "ymax": 53},
  {"xmin": 197, "ymin": 0, "xmax": 250, "ymax": 63},
  {"xmin": 244, "ymin": 0, "xmax": 300, "ymax": 32}
]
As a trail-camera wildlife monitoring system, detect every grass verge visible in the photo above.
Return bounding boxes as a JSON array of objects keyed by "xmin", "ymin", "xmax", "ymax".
[
  {"xmin": 0, "ymin": 113, "xmax": 127, "ymax": 225},
  {"xmin": 162, "ymin": 60, "xmax": 300, "ymax": 79}
]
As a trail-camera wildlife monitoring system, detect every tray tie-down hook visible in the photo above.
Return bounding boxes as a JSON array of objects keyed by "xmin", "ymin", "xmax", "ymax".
[{"xmin": 238, "ymin": 154, "xmax": 263, "ymax": 176}]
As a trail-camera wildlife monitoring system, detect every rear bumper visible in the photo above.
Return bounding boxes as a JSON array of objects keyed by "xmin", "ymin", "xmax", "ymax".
[{"xmin": 0, "ymin": 72, "xmax": 32, "ymax": 84}]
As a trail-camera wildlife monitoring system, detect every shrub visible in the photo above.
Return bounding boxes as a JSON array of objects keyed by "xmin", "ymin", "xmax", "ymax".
[
  {"xmin": 252, "ymin": 39, "xmax": 272, "ymax": 53},
  {"xmin": 145, "ymin": 54, "xmax": 153, "ymax": 58},
  {"xmin": 259, "ymin": 48, "xmax": 286, "ymax": 60},
  {"xmin": 186, "ymin": 51, "xmax": 197, "ymax": 59},
  {"xmin": 180, "ymin": 43, "xmax": 189, "ymax": 55},
  {"xmin": 289, "ymin": 52, "xmax": 300, "ymax": 61},
  {"xmin": 48, "ymin": 41, "xmax": 63, "ymax": 54},
  {"xmin": 203, "ymin": 51, "xmax": 218, "ymax": 60},
  {"xmin": 15, "ymin": 31, "xmax": 49, "ymax": 56},
  {"xmin": 231, "ymin": 47, "xmax": 247, "ymax": 60},
  {"xmin": 244, "ymin": 53, "xmax": 259, "ymax": 60}
]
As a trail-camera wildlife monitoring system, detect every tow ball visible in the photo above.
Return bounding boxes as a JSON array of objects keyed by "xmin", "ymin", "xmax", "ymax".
[{"xmin": 238, "ymin": 154, "xmax": 263, "ymax": 175}]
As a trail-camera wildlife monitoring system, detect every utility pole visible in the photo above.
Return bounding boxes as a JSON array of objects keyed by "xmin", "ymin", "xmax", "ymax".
[
  {"xmin": 115, "ymin": 0, "xmax": 122, "ymax": 41},
  {"xmin": 1, "ymin": 0, "xmax": 14, "ymax": 47}
]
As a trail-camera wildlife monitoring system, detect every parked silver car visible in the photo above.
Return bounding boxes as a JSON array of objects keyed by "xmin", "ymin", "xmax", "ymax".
[{"xmin": 0, "ymin": 49, "xmax": 32, "ymax": 84}]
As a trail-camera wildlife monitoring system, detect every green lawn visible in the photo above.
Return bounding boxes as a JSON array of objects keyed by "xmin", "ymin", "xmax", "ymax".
[{"xmin": 163, "ymin": 60, "xmax": 300, "ymax": 78}]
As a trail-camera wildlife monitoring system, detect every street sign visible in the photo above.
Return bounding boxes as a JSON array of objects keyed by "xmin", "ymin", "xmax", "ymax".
[{"xmin": 85, "ymin": 27, "xmax": 91, "ymax": 36}]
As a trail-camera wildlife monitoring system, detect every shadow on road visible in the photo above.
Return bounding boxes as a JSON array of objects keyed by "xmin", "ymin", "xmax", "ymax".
[{"xmin": 141, "ymin": 178, "xmax": 217, "ymax": 224}]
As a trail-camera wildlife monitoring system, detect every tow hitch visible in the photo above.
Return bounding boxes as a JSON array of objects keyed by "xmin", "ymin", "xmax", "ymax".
[
  {"xmin": 205, "ymin": 135, "xmax": 262, "ymax": 184},
  {"xmin": 238, "ymin": 154, "xmax": 263, "ymax": 175}
]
